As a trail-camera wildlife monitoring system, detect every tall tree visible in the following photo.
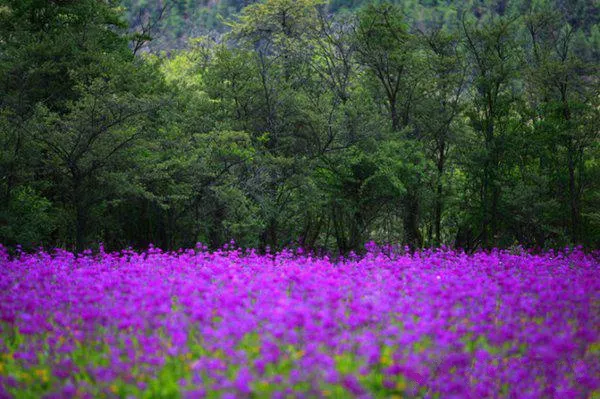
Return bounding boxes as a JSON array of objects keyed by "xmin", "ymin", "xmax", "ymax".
[
  {"xmin": 0, "ymin": 0, "xmax": 164, "ymax": 251},
  {"xmin": 32, "ymin": 75, "xmax": 162, "ymax": 252},
  {"xmin": 354, "ymin": 3, "xmax": 415, "ymax": 133},
  {"xmin": 524, "ymin": 8, "xmax": 600, "ymax": 244},
  {"xmin": 415, "ymin": 26, "xmax": 466, "ymax": 246},
  {"xmin": 460, "ymin": 15, "xmax": 521, "ymax": 248},
  {"xmin": 354, "ymin": 3, "xmax": 426, "ymax": 248}
]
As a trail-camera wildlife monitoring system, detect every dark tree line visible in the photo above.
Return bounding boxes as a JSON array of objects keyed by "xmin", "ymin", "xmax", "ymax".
[{"xmin": 1, "ymin": 0, "xmax": 599, "ymax": 253}]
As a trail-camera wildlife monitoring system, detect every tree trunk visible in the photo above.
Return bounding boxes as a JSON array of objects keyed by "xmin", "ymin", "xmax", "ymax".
[
  {"xmin": 403, "ymin": 193, "xmax": 422, "ymax": 249},
  {"xmin": 434, "ymin": 140, "xmax": 446, "ymax": 246},
  {"xmin": 348, "ymin": 210, "xmax": 363, "ymax": 252},
  {"xmin": 567, "ymin": 141, "xmax": 579, "ymax": 243},
  {"xmin": 390, "ymin": 99, "xmax": 400, "ymax": 132},
  {"xmin": 331, "ymin": 204, "xmax": 348, "ymax": 255},
  {"xmin": 73, "ymin": 181, "xmax": 87, "ymax": 254},
  {"xmin": 481, "ymin": 113, "xmax": 495, "ymax": 248},
  {"xmin": 562, "ymin": 95, "xmax": 580, "ymax": 244},
  {"xmin": 209, "ymin": 205, "xmax": 225, "ymax": 249},
  {"xmin": 268, "ymin": 218, "xmax": 277, "ymax": 249}
]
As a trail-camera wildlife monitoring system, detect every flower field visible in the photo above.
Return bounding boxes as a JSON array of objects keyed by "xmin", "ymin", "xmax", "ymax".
[{"xmin": 0, "ymin": 245, "xmax": 599, "ymax": 398}]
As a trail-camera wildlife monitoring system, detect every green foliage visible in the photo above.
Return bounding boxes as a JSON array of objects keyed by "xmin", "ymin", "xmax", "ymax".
[
  {"xmin": 0, "ymin": 187, "xmax": 54, "ymax": 250},
  {"xmin": 120, "ymin": 0, "xmax": 599, "ymax": 51},
  {"xmin": 1, "ymin": 0, "xmax": 599, "ymax": 252}
]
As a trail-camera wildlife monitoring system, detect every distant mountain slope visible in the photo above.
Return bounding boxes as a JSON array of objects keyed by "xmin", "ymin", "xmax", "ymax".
[{"xmin": 121, "ymin": 0, "xmax": 599, "ymax": 51}]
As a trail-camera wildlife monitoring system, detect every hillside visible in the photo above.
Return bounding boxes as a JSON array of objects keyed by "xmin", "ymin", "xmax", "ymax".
[{"xmin": 123, "ymin": 0, "xmax": 600, "ymax": 51}]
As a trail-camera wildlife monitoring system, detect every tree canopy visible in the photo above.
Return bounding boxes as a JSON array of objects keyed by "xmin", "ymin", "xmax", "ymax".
[{"xmin": 1, "ymin": 0, "xmax": 599, "ymax": 253}]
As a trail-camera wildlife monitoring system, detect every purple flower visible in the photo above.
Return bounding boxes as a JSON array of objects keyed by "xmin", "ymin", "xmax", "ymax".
[
  {"xmin": 0, "ymin": 246, "xmax": 597, "ymax": 398},
  {"xmin": 342, "ymin": 375, "xmax": 366, "ymax": 396},
  {"xmin": 234, "ymin": 367, "xmax": 253, "ymax": 395}
]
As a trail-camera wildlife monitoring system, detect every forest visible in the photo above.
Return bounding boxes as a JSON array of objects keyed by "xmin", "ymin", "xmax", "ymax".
[{"xmin": 1, "ymin": 0, "xmax": 599, "ymax": 253}]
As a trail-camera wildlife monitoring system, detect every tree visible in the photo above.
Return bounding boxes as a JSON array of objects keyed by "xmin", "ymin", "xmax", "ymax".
[
  {"xmin": 0, "ymin": 0, "xmax": 153, "ymax": 251},
  {"xmin": 415, "ymin": 26, "xmax": 466, "ymax": 246},
  {"xmin": 354, "ymin": 3, "xmax": 415, "ymax": 132},
  {"xmin": 31, "ymin": 73, "xmax": 163, "ymax": 252},
  {"xmin": 524, "ymin": 8, "xmax": 600, "ymax": 244},
  {"xmin": 460, "ymin": 15, "xmax": 521, "ymax": 248},
  {"xmin": 354, "ymin": 3, "xmax": 427, "ymax": 248}
]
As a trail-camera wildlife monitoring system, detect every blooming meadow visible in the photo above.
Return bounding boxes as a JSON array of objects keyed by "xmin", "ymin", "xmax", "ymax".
[{"xmin": 0, "ymin": 245, "xmax": 599, "ymax": 398}]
